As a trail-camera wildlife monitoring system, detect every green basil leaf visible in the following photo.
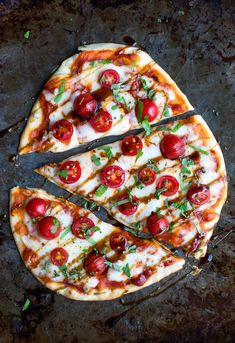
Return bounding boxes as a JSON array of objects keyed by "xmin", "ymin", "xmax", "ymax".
[
  {"xmin": 60, "ymin": 226, "xmax": 71, "ymax": 239},
  {"xmin": 142, "ymin": 117, "xmax": 152, "ymax": 136},
  {"xmin": 188, "ymin": 144, "xmax": 209, "ymax": 156},
  {"xmin": 85, "ymin": 236, "xmax": 96, "ymax": 245},
  {"xmin": 97, "ymin": 146, "xmax": 113, "ymax": 160},
  {"xmin": 122, "ymin": 263, "xmax": 131, "ymax": 277},
  {"xmin": 56, "ymin": 169, "xmax": 68, "ymax": 178},
  {"xmin": 54, "ymin": 79, "xmax": 66, "ymax": 103},
  {"xmin": 155, "ymin": 188, "xmax": 167, "ymax": 200},
  {"xmin": 51, "ymin": 218, "xmax": 60, "ymax": 234},
  {"xmin": 135, "ymin": 148, "xmax": 143, "ymax": 162},
  {"xmin": 91, "ymin": 154, "xmax": 101, "ymax": 166},
  {"xmin": 162, "ymin": 105, "xmax": 170, "ymax": 117},
  {"xmin": 137, "ymin": 99, "xmax": 143, "ymax": 123},
  {"xmin": 22, "ymin": 298, "xmax": 30, "ymax": 312},
  {"xmin": 23, "ymin": 30, "xmax": 31, "ymax": 39},
  {"xmin": 95, "ymin": 185, "xmax": 108, "ymax": 197}
]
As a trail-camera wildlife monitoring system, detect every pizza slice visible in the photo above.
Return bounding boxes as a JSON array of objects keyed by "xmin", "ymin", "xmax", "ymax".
[
  {"xmin": 19, "ymin": 43, "xmax": 193, "ymax": 154},
  {"xmin": 10, "ymin": 187, "xmax": 185, "ymax": 301},
  {"xmin": 36, "ymin": 115, "xmax": 227, "ymax": 259}
]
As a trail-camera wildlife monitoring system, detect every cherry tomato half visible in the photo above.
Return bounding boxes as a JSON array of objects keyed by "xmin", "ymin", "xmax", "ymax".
[
  {"xmin": 131, "ymin": 273, "xmax": 147, "ymax": 286},
  {"xmin": 26, "ymin": 198, "xmax": 47, "ymax": 218},
  {"xmin": 118, "ymin": 194, "xmax": 139, "ymax": 216},
  {"xmin": 72, "ymin": 216, "xmax": 95, "ymax": 239},
  {"xmin": 138, "ymin": 167, "xmax": 156, "ymax": 186},
  {"xmin": 74, "ymin": 93, "xmax": 97, "ymax": 118},
  {"xmin": 121, "ymin": 135, "xmax": 143, "ymax": 156},
  {"xmin": 160, "ymin": 134, "xmax": 185, "ymax": 160},
  {"xmin": 187, "ymin": 184, "xmax": 210, "ymax": 205},
  {"xmin": 50, "ymin": 248, "xmax": 69, "ymax": 266},
  {"xmin": 110, "ymin": 233, "xmax": 128, "ymax": 252},
  {"xmin": 147, "ymin": 214, "xmax": 169, "ymax": 236},
  {"xmin": 58, "ymin": 161, "xmax": 82, "ymax": 184},
  {"xmin": 135, "ymin": 99, "xmax": 159, "ymax": 122},
  {"xmin": 37, "ymin": 216, "xmax": 61, "ymax": 240},
  {"xmin": 84, "ymin": 254, "xmax": 107, "ymax": 275},
  {"xmin": 98, "ymin": 69, "xmax": 120, "ymax": 89},
  {"xmin": 52, "ymin": 119, "xmax": 73, "ymax": 141},
  {"xmin": 156, "ymin": 175, "xmax": 179, "ymax": 197},
  {"xmin": 101, "ymin": 165, "xmax": 125, "ymax": 189},
  {"xmin": 89, "ymin": 110, "xmax": 112, "ymax": 132}
]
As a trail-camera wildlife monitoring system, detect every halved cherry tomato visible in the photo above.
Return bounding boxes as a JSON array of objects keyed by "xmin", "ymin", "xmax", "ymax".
[
  {"xmin": 89, "ymin": 110, "xmax": 112, "ymax": 132},
  {"xmin": 121, "ymin": 135, "xmax": 143, "ymax": 156},
  {"xmin": 101, "ymin": 165, "xmax": 125, "ymax": 189},
  {"xmin": 110, "ymin": 233, "xmax": 128, "ymax": 252},
  {"xmin": 156, "ymin": 175, "xmax": 179, "ymax": 196},
  {"xmin": 138, "ymin": 167, "xmax": 156, "ymax": 186},
  {"xmin": 52, "ymin": 119, "xmax": 73, "ymax": 141},
  {"xmin": 58, "ymin": 161, "xmax": 81, "ymax": 184},
  {"xmin": 50, "ymin": 248, "xmax": 69, "ymax": 266},
  {"xmin": 135, "ymin": 99, "xmax": 159, "ymax": 122},
  {"xmin": 160, "ymin": 134, "xmax": 185, "ymax": 160},
  {"xmin": 147, "ymin": 214, "xmax": 169, "ymax": 235},
  {"xmin": 74, "ymin": 93, "xmax": 97, "ymax": 118},
  {"xmin": 23, "ymin": 248, "xmax": 39, "ymax": 268},
  {"xmin": 26, "ymin": 198, "xmax": 47, "ymax": 218},
  {"xmin": 37, "ymin": 216, "xmax": 61, "ymax": 240},
  {"xmin": 118, "ymin": 194, "xmax": 139, "ymax": 216},
  {"xmin": 84, "ymin": 254, "xmax": 107, "ymax": 275},
  {"xmin": 98, "ymin": 69, "xmax": 120, "ymax": 89},
  {"xmin": 187, "ymin": 184, "xmax": 210, "ymax": 205},
  {"xmin": 72, "ymin": 216, "xmax": 95, "ymax": 239},
  {"xmin": 131, "ymin": 273, "xmax": 147, "ymax": 286}
]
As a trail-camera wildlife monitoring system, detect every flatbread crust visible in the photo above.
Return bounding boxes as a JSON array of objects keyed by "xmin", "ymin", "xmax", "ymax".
[
  {"xmin": 19, "ymin": 43, "xmax": 193, "ymax": 154},
  {"xmin": 9, "ymin": 187, "xmax": 184, "ymax": 301},
  {"xmin": 35, "ymin": 115, "xmax": 227, "ymax": 258}
]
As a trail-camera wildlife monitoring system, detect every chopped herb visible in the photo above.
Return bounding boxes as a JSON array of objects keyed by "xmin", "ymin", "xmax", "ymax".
[
  {"xmin": 140, "ymin": 77, "xmax": 155, "ymax": 99},
  {"xmin": 42, "ymin": 260, "xmax": 51, "ymax": 273},
  {"xmin": 91, "ymin": 154, "xmax": 101, "ymax": 166},
  {"xmin": 195, "ymin": 175, "xmax": 200, "ymax": 186},
  {"xmin": 22, "ymin": 298, "xmax": 30, "ymax": 312},
  {"xmin": 122, "ymin": 96, "xmax": 128, "ymax": 108},
  {"xmin": 135, "ymin": 148, "xmax": 143, "ymax": 162},
  {"xmin": 181, "ymin": 157, "xmax": 194, "ymax": 167},
  {"xmin": 99, "ymin": 59, "xmax": 112, "ymax": 64},
  {"xmin": 85, "ymin": 236, "xmax": 96, "ymax": 245},
  {"xmin": 54, "ymin": 79, "xmax": 66, "ymax": 103},
  {"xmin": 122, "ymin": 263, "xmax": 131, "ymax": 277},
  {"xmin": 132, "ymin": 222, "xmax": 142, "ymax": 231},
  {"xmin": 111, "ymin": 198, "xmax": 130, "ymax": 208},
  {"xmin": 56, "ymin": 169, "xmax": 68, "ymax": 178},
  {"xmin": 101, "ymin": 247, "xmax": 107, "ymax": 255},
  {"xmin": 164, "ymin": 198, "xmax": 169, "ymax": 207},
  {"xmin": 181, "ymin": 166, "xmax": 191, "ymax": 175},
  {"xmin": 111, "ymin": 105, "xmax": 118, "ymax": 110},
  {"xmin": 168, "ymin": 223, "xmax": 174, "ymax": 233},
  {"xmin": 162, "ymin": 105, "xmax": 170, "ymax": 117},
  {"xmin": 60, "ymin": 226, "xmax": 71, "ymax": 239},
  {"xmin": 111, "ymin": 82, "xmax": 125, "ymax": 90},
  {"xmin": 83, "ymin": 226, "xmax": 100, "ymax": 235},
  {"xmin": 105, "ymin": 261, "xmax": 122, "ymax": 272},
  {"xmin": 147, "ymin": 159, "xmax": 160, "ymax": 173},
  {"xmin": 59, "ymin": 264, "xmax": 69, "ymax": 278},
  {"xmin": 99, "ymin": 75, "xmax": 106, "ymax": 84},
  {"xmin": 23, "ymin": 30, "xmax": 31, "ymax": 39},
  {"xmin": 137, "ymin": 99, "xmax": 143, "ymax": 123},
  {"xmin": 51, "ymin": 218, "xmax": 60, "ymax": 234},
  {"xmin": 155, "ymin": 188, "xmax": 167, "ymax": 200},
  {"xmin": 82, "ymin": 248, "xmax": 88, "ymax": 253},
  {"xmin": 133, "ymin": 175, "xmax": 144, "ymax": 189},
  {"xmin": 95, "ymin": 185, "xmax": 108, "ymax": 197},
  {"xmin": 156, "ymin": 208, "xmax": 162, "ymax": 218},
  {"xmin": 53, "ymin": 270, "xmax": 60, "ymax": 278},
  {"xmin": 188, "ymin": 144, "xmax": 209, "ymax": 156},
  {"xmin": 128, "ymin": 244, "xmax": 137, "ymax": 253},
  {"xmin": 93, "ymin": 247, "xmax": 99, "ymax": 255},
  {"xmin": 105, "ymin": 261, "xmax": 113, "ymax": 268},
  {"xmin": 142, "ymin": 117, "xmax": 152, "ymax": 136},
  {"xmin": 112, "ymin": 89, "xmax": 123, "ymax": 102},
  {"xmin": 89, "ymin": 61, "xmax": 96, "ymax": 67},
  {"xmin": 171, "ymin": 122, "xmax": 182, "ymax": 133},
  {"xmin": 97, "ymin": 146, "xmax": 113, "ymax": 160},
  {"xmin": 178, "ymin": 10, "xmax": 185, "ymax": 16},
  {"xmin": 172, "ymin": 200, "xmax": 190, "ymax": 217}
]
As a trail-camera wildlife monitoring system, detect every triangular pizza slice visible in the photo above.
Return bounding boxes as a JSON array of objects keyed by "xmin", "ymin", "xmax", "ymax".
[
  {"xmin": 10, "ymin": 187, "xmax": 184, "ymax": 301},
  {"xmin": 36, "ymin": 115, "xmax": 227, "ymax": 259},
  {"xmin": 19, "ymin": 43, "xmax": 193, "ymax": 154}
]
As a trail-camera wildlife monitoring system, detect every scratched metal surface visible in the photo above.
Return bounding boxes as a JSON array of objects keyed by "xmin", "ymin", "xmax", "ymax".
[{"xmin": 0, "ymin": 1, "xmax": 235, "ymax": 342}]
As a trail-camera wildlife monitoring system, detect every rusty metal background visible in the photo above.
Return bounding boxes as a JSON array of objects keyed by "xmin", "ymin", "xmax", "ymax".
[{"xmin": 0, "ymin": 1, "xmax": 235, "ymax": 342}]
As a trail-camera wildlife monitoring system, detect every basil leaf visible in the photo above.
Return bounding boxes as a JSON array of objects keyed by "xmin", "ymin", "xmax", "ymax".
[
  {"xmin": 51, "ymin": 218, "xmax": 60, "ymax": 234},
  {"xmin": 133, "ymin": 175, "xmax": 143, "ymax": 189},
  {"xmin": 171, "ymin": 122, "xmax": 182, "ymax": 133},
  {"xmin": 162, "ymin": 105, "xmax": 170, "ymax": 117},
  {"xmin": 91, "ymin": 154, "xmax": 101, "ymax": 166},
  {"xmin": 99, "ymin": 59, "xmax": 112, "ymax": 64},
  {"xmin": 85, "ymin": 236, "xmax": 96, "ymax": 245},
  {"xmin": 60, "ymin": 226, "xmax": 71, "ymax": 239},
  {"xmin": 95, "ymin": 185, "xmax": 108, "ymax": 197},
  {"xmin": 164, "ymin": 198, "xmax": 169, "ymax": 207},
  {"xmin": 172, "ymin": 200, "xmax": 190, "ymax": 217},
  {"xmin": 59, "ymin": 264, "xmax": 69, "ymax": 278},
  {"xmin": 195, "ymin": 175, "xmax": 200, "ymax": 186},
  {"xmin": 135, "ymin": 148, "xmax": 143, "ymax": 162},
  {"xmin": 42, "ymin": 260, "xmax": 51, "ymax": 273},
  {"xmin": 181, "ymin": 166, "xmax": 191, "ymax": 175},
  {"xmin": 168, "ymin": 223, "xmax": 174, "ymax": 233},
  {"xmin": 137, "ymin": 99, "xmax": 143, "ymax": 123},
  {"xmin": 23, "ymin": 30, "xmax": 31, "ymax": 39},
  {"xmin": 155, "ymin": 208, "xmax": 162, "ymax": 218},
  {"xmin": 22, "ymin": 298, "xmax": 30, "ymax": 312},
  {"xmin": 188, "ymin": 144, "xmax": 209, "ymax": 156},
  {"xmin": 142, "ymin": 117, "xmax": 152, "ymax": 136},
  {"xmin": 53, "ymin": 270, "xmax": 60, "ymax": 278},
  {"xmin": 97, "ymin": 146, "xmax": 113, "ymax": 160},
  {"xmin": 56, "ymin": 169, "xmax": 68, "ymax": 178},
  {"xmin": 111, "ymin": 198, "xmax": 130, "ymax": 208},
  {"xmin": 111, "ymin": 105, "xmax": 118, "ymax": 110},
  {"xmin": 132, "ymin": 222, "xmax": 143, "ymax": 231},
  {"xmin": 147, "ymin": 159, "xmax": 160, "ymax": 173},
  {"xmin": 181, "ymin": 157, "xmax": 194, "ymax": 167},
  {"xmin": 122, "ymin": 263, "xmax": 131, "ymax": 277},
  {"xmin": 54, "ymin": 79, "xmax": 66, "ymax": 103},
  {"xmin": 155, "ymin": 188, "xmax": 167, "ymax": 200},
  {"xmin": 128, "ymin": 244, "xmax": 137, "ymax": 253}
]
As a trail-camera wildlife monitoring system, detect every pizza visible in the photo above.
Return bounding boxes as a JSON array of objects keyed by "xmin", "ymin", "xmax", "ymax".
[
  {"xmin": 18, "ymin": 43, "xmax": 193, "ymax": 154},
  {"xmin": 35, "ymin": 115, "xmax": 227, "ymax": 259},
  {"xmin": 9, "ymin": 187, "xmax": 185, "ymax": 301}
]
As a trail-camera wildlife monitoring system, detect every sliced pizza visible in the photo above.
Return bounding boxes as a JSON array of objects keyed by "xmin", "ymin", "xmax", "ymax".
[
  {"xmin": 36, "ymin": 115, "xmax": 227, "ymax": 258},
  {"xmin": 19, "ymin": 43, "xmax": 193, "ymax": 154},
  {"xmin": 10, "ymin": 187, "xmax": 185, "ymax": 301}
]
